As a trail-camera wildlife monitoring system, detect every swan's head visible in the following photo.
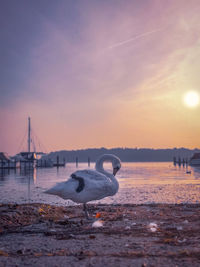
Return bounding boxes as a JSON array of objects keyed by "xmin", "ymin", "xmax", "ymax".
[
  {"xmin": 112, "ymin": 158, "xmax": 121, "ymax": 176},
  {"xmin": 113, "ymin": 166, "xmax": 120, "ymax": 176},
  {"xmin": 95, "ymin": 154, "xmax": 121, "ymax": 175}
]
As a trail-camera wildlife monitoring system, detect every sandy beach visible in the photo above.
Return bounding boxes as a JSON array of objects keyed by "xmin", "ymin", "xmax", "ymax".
[{"xmin": 0, "ymin": 203, "xmax": 200, "ymax": 267}]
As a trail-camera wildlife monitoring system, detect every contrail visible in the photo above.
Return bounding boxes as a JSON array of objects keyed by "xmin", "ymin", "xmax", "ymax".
[{"xmin": 108, "ymin": 29, "xmax": 161, "ymax": 49}]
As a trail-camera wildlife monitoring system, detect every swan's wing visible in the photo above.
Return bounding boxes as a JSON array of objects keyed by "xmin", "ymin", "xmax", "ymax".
[
  {"xmin": 70, "ymin": 169, "xmax": 112, "ymax": 196},
  {"xmin": 72, "ymin": 169, "xmax": 108, "ymax": 181}
]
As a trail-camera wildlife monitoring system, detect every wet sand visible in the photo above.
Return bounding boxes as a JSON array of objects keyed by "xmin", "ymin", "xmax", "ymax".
[{"xmin": 0, "ymin": 203, "xmax": 200, "ymax": 266}]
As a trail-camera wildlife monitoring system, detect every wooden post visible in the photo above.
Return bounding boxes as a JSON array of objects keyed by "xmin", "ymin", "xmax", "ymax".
[
  {"xmin": 88, "ymin": 157, "xmax": 90, "ymax": 167},
  {"xmin": 14, "ymin": 160, "xmax": 16, "ymax": 173},
  {"xmin": 57, "ymin": 156, "xmax": 59, "ymax": 166},
  {"xmin": 76, "ymin": 157, "xmax": 78, "ymax": 168}
]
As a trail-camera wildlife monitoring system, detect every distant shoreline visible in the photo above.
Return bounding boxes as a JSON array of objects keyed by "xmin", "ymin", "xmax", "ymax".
[{"xmin": 46, "ymin": 147, "xmax": 200, "ymax": 162}]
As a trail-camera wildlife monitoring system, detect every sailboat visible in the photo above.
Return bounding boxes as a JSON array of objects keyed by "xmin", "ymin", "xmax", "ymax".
[
  {"xmin": 189, "ymin": 153, "xmax": 200, "ymax": 166},
  {"xmin": 13, "ymin": 117, "xmax": 54, "ymax": 168}
]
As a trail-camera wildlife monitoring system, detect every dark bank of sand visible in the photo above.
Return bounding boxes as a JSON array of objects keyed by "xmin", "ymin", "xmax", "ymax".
[{"xmin": 0, "ymin": 203, "xmax": 200, "ymax": 267}]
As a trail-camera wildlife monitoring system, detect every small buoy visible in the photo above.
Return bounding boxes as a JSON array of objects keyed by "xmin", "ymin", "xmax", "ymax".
[{"xmin": 95, "ymin": 212, "xmax": 101, "ymax": 219}]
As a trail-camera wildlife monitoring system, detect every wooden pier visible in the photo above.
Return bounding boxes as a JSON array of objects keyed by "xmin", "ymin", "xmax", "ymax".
[
  {"xmin": 75, "ymin": 156, "xmax": 91, "ymax": 167},
  {"xmin": 0, "ymin": 160, "xmax": 17, "ymax": 169},
  {"xmin": 53, "ymin": 156, "xmax": 65, "ymax": 167},
  {"xmin": 173, "ymin": 156, "xmax": 188, "ymax": 166},
  {"xmin": 0, "ymin": 153, "xmax": 18, "ymax": 169}
]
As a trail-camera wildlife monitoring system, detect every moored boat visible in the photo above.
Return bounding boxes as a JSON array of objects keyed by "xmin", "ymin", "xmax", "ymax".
[
  {"xmin": 189, "ymin": 153, "xmax": 200, "ymax": 166},
  {"xmin": 0, "ymin": 152, "xmax": 18, "ymax": 169}
]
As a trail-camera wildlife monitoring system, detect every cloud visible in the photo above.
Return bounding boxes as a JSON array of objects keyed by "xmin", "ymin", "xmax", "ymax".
[{"xmin": 108, "ymin": 29, "xmax": 162, "ymax": 49}]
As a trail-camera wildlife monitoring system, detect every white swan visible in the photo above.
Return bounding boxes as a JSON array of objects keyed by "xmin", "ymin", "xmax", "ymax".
[{"xmin": 45, "ymin": 154, "xmax": 121, "ymax": 219}]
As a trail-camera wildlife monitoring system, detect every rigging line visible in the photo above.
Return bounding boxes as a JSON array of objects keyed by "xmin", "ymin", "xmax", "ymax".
[
  {"xmin": 31, "ymin": 129, "xmax": 40, "ymax": 151},
  {"xmin": 29, "ymin": 130, "xmax": 36, "ymax": 152},
  {"xmin": 31, "ymin": 136, "xmax": 36, "ymax": 152},
  {"xmin": 16, "ymin": 130, "xmax": 27, "ymax": 153},
  {"xmin": 31, "ymin": 128, "xmax": 48, "ymax": 153}
]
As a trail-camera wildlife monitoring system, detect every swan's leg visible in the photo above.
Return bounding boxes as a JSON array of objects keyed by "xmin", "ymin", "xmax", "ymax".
[{"xmin": 83, "ymin": 203, "xmax": 90, "ymax": 220}]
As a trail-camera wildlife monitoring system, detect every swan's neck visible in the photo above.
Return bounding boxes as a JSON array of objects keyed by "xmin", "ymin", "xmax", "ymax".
[{"xmin": 95, "ymin": 155, "xmax": 119, "ymax": 195}]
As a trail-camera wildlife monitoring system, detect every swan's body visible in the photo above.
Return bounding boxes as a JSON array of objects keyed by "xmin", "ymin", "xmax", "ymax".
[{"xmin": 45, "ymin": 154, "xmax": 121, "ymax": 218}]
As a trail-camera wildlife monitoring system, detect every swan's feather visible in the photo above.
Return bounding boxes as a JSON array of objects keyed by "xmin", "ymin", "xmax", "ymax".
[
  {"xmin": 71, "ymin": 174, "xmax": 85, "ymax": 192},
  {"xmin": 44, "ymin": 154, "xmax": 121, "ymax": 204}
]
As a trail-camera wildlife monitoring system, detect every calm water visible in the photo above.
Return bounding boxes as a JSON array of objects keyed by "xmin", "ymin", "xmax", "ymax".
[{"xmin": 0, "ymin": 162, "xmax": 200, "ymax": 205}]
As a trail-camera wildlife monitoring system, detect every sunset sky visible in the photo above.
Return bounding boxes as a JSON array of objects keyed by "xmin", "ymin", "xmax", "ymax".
[{"xmin": 1, "ymin": 0, "xmax": 200, "ymax": 155}]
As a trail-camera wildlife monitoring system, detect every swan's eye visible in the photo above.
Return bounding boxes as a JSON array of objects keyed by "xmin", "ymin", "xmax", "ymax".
[{"xmin": 116, "ymin": 165, "xmax": 121, "ymax": 170}]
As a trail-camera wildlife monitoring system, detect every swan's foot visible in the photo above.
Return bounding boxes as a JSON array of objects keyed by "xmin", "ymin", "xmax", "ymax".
[{"xmin": 83, "ymin": 204, "xmax": 93, "ymax": 220}]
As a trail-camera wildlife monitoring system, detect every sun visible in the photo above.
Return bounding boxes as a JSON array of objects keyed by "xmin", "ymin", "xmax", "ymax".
[{"xmin": 183, "ymin": 91, "xmax": 199, "ymax": 108}]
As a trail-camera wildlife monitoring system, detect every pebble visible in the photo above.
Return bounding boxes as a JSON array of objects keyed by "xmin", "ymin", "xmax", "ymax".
[{"xmin": 92, "ymin": 220, "xmax": 104, "ymax": 228}]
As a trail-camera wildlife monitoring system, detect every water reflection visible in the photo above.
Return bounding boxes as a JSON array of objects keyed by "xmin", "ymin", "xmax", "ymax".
[
  {"xmin": 0, "ymin": 169, "xmax": 9, "ymax": 178},
  {"xmin": 17, "ymin": 168, "xmax": 37, "ymax": 184},
  {"xmin": 0, "ymin": 169, "xmax": 11, "ymax": 183},
  {"xmin": 0, "ymin": 162, "xmax": 200, "ymax": 204},
  {"xmin": 191, "ymin": 166, "xmax": 200, "ymax": 179},
  {"xmin": 192, "ymin": 166, "xmax": 200, "ymax": 173},
  {"xmin": 0, "ymin": 168, "xmax": 37, "ymax": 184}
]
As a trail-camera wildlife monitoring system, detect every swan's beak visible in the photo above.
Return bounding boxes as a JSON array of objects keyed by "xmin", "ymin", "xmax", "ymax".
[{"xmin": 113, "ymin": 167, "xmax": 119, "ymax": 176}]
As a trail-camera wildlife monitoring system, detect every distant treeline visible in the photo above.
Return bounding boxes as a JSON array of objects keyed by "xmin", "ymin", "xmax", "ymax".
[{"xmin": 47, "ymin": 147, "xmax": 200, "ymax": 162}]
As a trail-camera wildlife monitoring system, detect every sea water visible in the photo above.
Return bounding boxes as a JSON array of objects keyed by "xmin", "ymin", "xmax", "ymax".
[{"xmin": 0, "ymin": 162, "xmax": 199, "ymax": 205}]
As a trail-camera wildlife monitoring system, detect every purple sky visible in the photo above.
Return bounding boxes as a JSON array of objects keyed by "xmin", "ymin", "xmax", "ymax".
[{"xmin": 1, "ymin": 0, "xmax": 200, "ymax": 155}]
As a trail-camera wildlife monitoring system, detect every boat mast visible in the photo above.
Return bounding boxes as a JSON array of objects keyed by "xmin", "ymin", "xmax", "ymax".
[{"xmin": 28, "ymin": 117, "xmax": 31, "ymax": 152}]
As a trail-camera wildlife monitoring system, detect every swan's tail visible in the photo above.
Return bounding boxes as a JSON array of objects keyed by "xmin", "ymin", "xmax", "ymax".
[{"xmin": 44, "ymin": 182, "xmax": 65, "ymax": 196}]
